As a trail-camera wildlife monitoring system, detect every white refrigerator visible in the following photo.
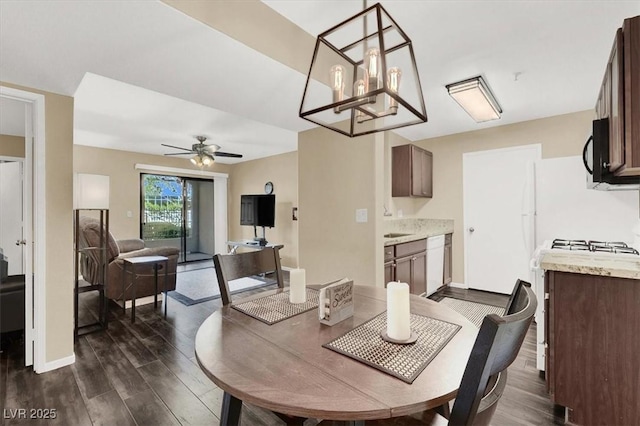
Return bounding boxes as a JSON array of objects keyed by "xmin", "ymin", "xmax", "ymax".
[{"xmin": 531, "ymin": 155, "xmax": 638, "ymax": 370}]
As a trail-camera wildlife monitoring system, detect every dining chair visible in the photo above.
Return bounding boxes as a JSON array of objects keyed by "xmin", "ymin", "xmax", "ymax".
[
  {"xmin": 504, "ymin": 278, "xmax": 530, "ymax": 315},
  {"xmin": 213, "ymin": 245, "xmax": 284, "ymax": 306},
  {"xmin": 361, "ymin": 282, "xmax": 537, "ymax": 426},
  {"xmin": 213, "ymin": 246, "xmax": 305, "ymax": 426}
]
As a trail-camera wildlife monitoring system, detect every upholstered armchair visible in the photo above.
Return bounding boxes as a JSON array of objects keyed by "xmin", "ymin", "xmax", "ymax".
[{"xmin": 78, "ymin": 216, "xmax": 179, "ymax": 302}]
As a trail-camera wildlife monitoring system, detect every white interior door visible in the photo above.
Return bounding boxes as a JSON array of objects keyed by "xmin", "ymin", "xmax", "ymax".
[
  {"xmin": 0, "ymin": 161, "xmax": 24, "ymax": 275},
  {"xmin": 463, "ymin": 145, "xmax": 540, "ymax": 294}
]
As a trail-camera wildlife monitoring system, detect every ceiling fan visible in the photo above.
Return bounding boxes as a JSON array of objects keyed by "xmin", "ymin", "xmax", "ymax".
[{"xmin": 162, "ymin": 135, "xmax": 243, "ymax": 167}]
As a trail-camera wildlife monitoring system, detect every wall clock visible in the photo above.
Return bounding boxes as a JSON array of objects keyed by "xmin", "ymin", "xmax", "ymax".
[{"xmin": 264, "ymin": 181, "xmax": 274, "ymax": 194}]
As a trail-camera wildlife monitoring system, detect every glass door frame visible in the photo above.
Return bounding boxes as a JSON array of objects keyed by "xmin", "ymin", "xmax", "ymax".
[{"xmin": 139, "ymin": 173, "xmax": 214, "ymax": 264}]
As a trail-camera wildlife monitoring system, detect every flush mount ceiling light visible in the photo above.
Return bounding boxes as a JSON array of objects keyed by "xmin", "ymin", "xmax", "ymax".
[
  {"xmin": 446, "ymin": 76, "xmax": 502, "ymax": 123},
  {"xmin": 299, "ymin": 2, "xmax": 427, "ymax": 138}
]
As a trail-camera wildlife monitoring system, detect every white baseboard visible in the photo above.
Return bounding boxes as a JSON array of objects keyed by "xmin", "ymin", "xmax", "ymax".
[
  {"xmin": 39, "ymin": 353, "xmax": 75, "ymax": 373},
  {"xmin": 448, "ymin": 282, "xmax": 469, "ymax": 289}
]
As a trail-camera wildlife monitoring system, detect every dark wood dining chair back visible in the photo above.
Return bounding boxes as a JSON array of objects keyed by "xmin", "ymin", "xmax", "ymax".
[
  {"xmin": 213, "ymin": 246, "xmax": 284, "ymax": 306},
  {"xmin": 504, "ymin": 278, "xmax": 529, "ymax": 316},
  {"xmin": 448, "ymin": 282, "xmax": 537, "ymax": 425}
]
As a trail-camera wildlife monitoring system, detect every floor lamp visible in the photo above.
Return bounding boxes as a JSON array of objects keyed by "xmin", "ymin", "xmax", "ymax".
[{"xmin": 73, "ymin": 173, "xmax": 110, "ymax": 338}]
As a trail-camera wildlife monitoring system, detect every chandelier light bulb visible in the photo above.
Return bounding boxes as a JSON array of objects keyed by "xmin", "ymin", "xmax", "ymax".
[
  {"xmin": 364, "ymin": 48, "xmax": 381, "ymax": 94},
  {"xmin": 387, "ymin": 67, "xmax": 402, "ymax": 112},
  {"xmin": 330, "ymin": 65, "xmax": 345, "ymax": 101},
  {"xmin": 354, "ymin": 79, "xmax": 367, "ymax": 120}
]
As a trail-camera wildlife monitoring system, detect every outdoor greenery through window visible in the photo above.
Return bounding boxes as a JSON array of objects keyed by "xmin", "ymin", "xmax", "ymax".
[{"xmin": 142, "ymin": 174, "xmax": 190, "ymax": 240}]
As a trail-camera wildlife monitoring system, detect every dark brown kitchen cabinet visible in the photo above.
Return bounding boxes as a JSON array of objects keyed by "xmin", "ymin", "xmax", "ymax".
[
  {"xmin": 545, "ymin": 270, "xmax": 640, "ymax": 425},
  {"xmin": 392, "ymin": 144, "xmax": 433, "ymax": 197},
  {"xmin": 384, "ymin": 239, "xmax": 427, "ymax": 295},
  {"xmin": 384, "ymin": 245, "xmax": 395, "ymax": 284},
  {"xmin": 596, "ymin": 15, "xmax": 640, "ymax": 177},
  {"xmin": 443, "ymin": 233, "xmax": 452, "ymax": 285}
]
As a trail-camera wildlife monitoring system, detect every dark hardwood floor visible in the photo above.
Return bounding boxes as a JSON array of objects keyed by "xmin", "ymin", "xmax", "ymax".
[{"xmin": 1, "ymin": 280, "xmax": 564, "ymax": 425}]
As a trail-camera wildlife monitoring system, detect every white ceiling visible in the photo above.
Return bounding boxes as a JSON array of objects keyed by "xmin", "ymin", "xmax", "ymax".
[{"xmin": 1, "ymin": 1, "xmax": 639, "ymax": 162}]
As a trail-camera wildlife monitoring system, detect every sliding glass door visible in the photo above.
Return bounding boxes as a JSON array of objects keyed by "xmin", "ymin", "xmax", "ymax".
[
  {"xmin": 183, "ymin": 178, "xmax": 215, "ymax": 262},
  {"xmin": 141, "ymin": 174, "xmax": 215, "ymax": 263}
]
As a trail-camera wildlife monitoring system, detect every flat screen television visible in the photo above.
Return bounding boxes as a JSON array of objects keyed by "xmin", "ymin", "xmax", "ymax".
[{"xmin": 240, "ymin": 194, "xmax": 275, "ymax": 228}]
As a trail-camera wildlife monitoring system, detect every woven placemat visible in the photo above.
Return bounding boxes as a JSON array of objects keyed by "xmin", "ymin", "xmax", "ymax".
[
  {"xmin": 323, "ymin": 312, "xmax": 461, "ymax": 383},
  {"xmin": 232, "ymin": 289, "xmax": 320, "ymax": 325}
]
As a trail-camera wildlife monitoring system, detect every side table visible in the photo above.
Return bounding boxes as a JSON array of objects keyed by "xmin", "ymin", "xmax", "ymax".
[{"xmin": 121, "ymin": 255, "xmax": 168, "ymax": 322}]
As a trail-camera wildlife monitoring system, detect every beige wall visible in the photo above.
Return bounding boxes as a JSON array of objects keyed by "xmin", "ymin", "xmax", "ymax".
[
  {"xmin": 228, "ymin": 151, "xmax": 298, "ymax": 267},
  {"xmin": 73, "ymin": 145, "xmax": 231, "ymax": 240},
  {"xmin": 386, "ymin": 110, "xmax": 594, "ymax": 283},
  {"xmin": 0, "ymin": 134, "xmax": 25, "ymax": 158},
  {"xmin": 2, "ymin": 81, "xmax": 74, "ymax": 363},
  {"xmin": 298, "ymin": 126, "xmax": 384, "ymax": 286}
]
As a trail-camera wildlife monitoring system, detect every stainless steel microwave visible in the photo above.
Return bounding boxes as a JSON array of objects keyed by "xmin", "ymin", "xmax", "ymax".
[{"xmin": 583, "ymin": 118, "xmax": 639, "ymax": 190}]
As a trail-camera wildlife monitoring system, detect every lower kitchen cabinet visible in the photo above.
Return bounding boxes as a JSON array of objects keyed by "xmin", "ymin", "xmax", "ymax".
[
  {"xmin": 384, "ymin": 239, "xmax": 427, "ymax": 295},
  {"xmin": 545, "ymin": 270, "xmax": 640, "ymax": 425}
]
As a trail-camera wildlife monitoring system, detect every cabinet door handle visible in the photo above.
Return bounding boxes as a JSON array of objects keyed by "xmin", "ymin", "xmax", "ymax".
[{"xmin": 412, "ymin": 256, "xmax": 417, "ymax": 261}]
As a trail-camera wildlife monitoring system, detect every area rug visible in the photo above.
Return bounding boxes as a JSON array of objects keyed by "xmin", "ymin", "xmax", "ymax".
[
  {"xmin": 167, "ymin": 267, "xmax": 276, "ymax": 306},
  {"xmin": 439, "ymin": 297, "xmax": 505, "ymax": 328}
]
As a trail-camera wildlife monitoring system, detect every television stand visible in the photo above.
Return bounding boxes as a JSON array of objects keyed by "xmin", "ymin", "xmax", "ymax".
[
  {"xmin": 253, "ymin": 226, "xmax": 267, "ymax": 246},
  {"xmin": 226, "ymin": 240, "xmax": 283, "ymax": 254}
]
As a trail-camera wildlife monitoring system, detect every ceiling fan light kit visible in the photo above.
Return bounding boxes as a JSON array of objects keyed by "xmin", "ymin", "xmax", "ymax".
[
  {"xmin": 162, "ymin": 135, "xmax": 242, "ymax": 167},
  {"xmin": 446, "ymin": 76, "xmax": 502, "ymax": 123},
  {"xmin": 190, "ymin": 153, "xmax": 214, "ymax": 167},
  {"xmin": 299, "ymin": 2, "xmax": 427, "ymax": 137}
]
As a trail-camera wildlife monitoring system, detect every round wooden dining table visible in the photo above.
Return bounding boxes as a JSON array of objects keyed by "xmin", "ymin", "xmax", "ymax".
[{"xmin": 195, "ymin": 285, "xmax": 478, "ymax": 424}]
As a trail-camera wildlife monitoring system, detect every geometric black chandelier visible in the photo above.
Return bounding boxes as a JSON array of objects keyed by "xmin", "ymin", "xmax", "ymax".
[{"xmin": 299, "ymin": 2, "xmax": 427, "ymax": 137}]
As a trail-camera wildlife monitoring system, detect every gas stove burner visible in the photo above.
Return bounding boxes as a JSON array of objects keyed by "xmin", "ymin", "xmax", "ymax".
[
  {"xmin": 553, "ymin": 239, "xmax": 588, "ymax": 246},
  {"xmin": 553, "ymin": 244, "xmax": 590, "ymax": 251},
  {"xmin": 550, "ymin": 239, "xmax": 639, "ymax": 255},
  {"xmin": 614, "ymin": 246, "xmax": 639, "ymax": 255},
  {"xmin": 589, "ymin": 241, "xmax": 628, "ymax": 248},
  {"xmin": 552, "ymin": 239, "xmax": 589, "ymax": 250}
]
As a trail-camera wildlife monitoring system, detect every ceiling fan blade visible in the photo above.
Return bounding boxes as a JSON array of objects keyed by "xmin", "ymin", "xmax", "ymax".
[
  {"xmin": 212, "ymin": 151, "xmax": 243, "ymax": 158},
  {"xmin": 164, "ymin": 152, "xmax": 193, "ymax": 156},
  {"xmin": 161, "ymin": 143, "xmax": 193, "ymax": 152}
]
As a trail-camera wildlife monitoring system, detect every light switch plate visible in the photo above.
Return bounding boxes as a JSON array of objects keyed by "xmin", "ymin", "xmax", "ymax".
[{"xmin": 355, "ymin": 208, "xmax": 368, "ymax": 223}]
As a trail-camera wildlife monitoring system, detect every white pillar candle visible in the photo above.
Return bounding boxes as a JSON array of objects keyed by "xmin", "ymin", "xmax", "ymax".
[
  {"xmin": 289, "ymin": 268, "xmax": 306, "ymax": 303},
  {"xmin": 386, "ymin": 281, "xmax": 411, "ymax": 341}
]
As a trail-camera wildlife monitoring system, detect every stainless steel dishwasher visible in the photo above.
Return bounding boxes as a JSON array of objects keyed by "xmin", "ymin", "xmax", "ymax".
[{"xmin": 426, "ymin": 235, "xmax": 445, "ymax": 296}]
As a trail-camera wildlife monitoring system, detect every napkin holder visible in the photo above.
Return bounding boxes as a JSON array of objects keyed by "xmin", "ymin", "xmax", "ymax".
[{"xmin": 319, "ymin": 279, "xmax": 354, "ymax": 326}]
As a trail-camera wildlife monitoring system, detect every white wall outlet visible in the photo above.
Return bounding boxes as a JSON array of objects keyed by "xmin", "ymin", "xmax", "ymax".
[
  {"xmin": 397, "ymin": 209, "xmax": 403, "ymax": 218},
  {"xmin": 355, "ymin": 208, "xmax": 368, "ymax": 223},
  {"xmin": 127, "ymin": 210, "xmax": 133, "ymax": 218}
]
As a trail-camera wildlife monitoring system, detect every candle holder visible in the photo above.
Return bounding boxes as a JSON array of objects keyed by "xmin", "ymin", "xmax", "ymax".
[{"xmin": 380, "ymin": 330, "xmax": 418, "ymax": 345}]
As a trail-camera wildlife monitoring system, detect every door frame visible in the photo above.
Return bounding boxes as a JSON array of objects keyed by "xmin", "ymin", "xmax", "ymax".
[
  {"xmin": 462, "ymin": 144, "xmax": 540, "ymax": 291},
  {"xmin": 0, "ymin": 85, "xmax": 46, "ymax": 372},
  {"xmin": 139, "ymin": 173, "xmax": 216, "ymax": 263}
]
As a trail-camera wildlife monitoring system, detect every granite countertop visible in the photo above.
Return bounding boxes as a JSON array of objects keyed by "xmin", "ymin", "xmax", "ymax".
[
  {"xmin": 383, "ymin": 218, "xmax": 454, "ymax": 246},
  {"xmin": 540, "ymin": 252, "xmax": 640, "ymax": 280}
]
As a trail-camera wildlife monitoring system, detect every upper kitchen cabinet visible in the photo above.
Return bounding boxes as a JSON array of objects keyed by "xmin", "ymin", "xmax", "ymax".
[
  {"xmin": 597, "ymin": 15, "xmax": 640, "ymax": 177},
  {"xmin": 392, "ymin": 144, "xmax": 433, "ymax": 197}
]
